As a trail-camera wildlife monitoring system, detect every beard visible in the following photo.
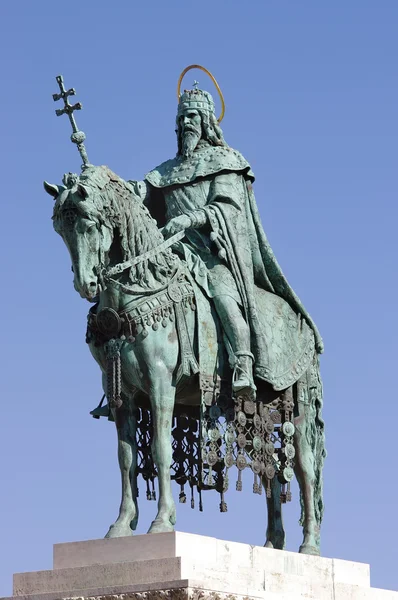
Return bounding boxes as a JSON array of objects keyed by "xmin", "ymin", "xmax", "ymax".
[{"xmin": 181, "ymin": 128, "xmax": 201, "ymax": 159}]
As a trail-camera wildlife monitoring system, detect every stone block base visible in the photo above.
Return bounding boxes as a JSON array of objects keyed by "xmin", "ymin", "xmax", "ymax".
[{"xmin": 2, "ymin": 532, "xmax": 397, "ymax": 600}]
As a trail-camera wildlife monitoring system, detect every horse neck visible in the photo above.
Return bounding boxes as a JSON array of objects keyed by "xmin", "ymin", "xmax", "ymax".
[{"xmin": 98, "ymin": 184, "xmax": 175, "ymax": 311}]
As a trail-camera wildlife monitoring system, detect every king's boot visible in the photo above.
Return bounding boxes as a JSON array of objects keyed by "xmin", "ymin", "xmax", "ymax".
[{"xmin": 232, "ymin": 351, "xmax": 256, "ymax": 397}]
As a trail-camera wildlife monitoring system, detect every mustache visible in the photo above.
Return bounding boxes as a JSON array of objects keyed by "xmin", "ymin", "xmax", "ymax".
[{"xmin": 183, "ymin": 125, "xmax": 201, "ymax": 135}]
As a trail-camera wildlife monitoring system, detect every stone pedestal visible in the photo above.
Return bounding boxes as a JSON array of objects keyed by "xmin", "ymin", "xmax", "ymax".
[{"xmin": 2, "ymin": 532, "xmax": 397, "ymax": 600}]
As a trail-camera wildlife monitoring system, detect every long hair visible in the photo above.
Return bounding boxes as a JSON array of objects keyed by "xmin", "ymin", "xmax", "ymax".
[{"xmin": 176, "ymin": 109, "xmax": 227, "ymax": 156}]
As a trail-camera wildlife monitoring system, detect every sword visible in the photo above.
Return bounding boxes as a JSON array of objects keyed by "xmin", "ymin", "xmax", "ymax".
[{"xmin": 105, "ymin": 229, "xmax": 186, "ymax": 278}]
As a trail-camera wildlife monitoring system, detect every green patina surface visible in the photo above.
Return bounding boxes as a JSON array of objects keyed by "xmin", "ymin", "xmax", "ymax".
[{"xmin": 45, "ymin": 74, "xmax": 326, "ymax": 555}]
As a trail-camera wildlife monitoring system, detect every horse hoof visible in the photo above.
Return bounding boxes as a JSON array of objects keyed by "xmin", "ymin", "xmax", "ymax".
[
  {"xmin": 105, "ymin": 522, "xmax": 134, "ymax": 538},
  {"xmin": 147, "ymin": 518, "xmax": 175, "ymax": 534},
  {"xmin": 265, "ymin": 532, "xmax": 285, "ymax": 550},
  {"xmin": 299, "ymin": 544, "xmax": 320, "ymax": 556}
]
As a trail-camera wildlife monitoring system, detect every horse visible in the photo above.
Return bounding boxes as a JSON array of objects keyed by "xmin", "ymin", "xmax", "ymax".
[{"xmin": 44, "ymin": 164, "xmax": 326, "ymax": 555}]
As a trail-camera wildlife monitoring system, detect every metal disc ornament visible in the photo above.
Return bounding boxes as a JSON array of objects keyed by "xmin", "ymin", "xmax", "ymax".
[
  {"xmin": 253, "ymin": 436, "xmax": 262, "ymax": 452},
  {"xmin": 252, "ymin": 459, "xmax": 261, "ymax": 474},
  {"xmin": 97, "ymin": 307, "xmax": 121, "ymax": 337},
  {"xmin": 224, "ymin": 453, "xmax": 234, "ymax": 468},
  {"xmin": 244, "ymin": 399, "xmax": 256, "ymax": 414},
  {"xmin": 168, "ymin": 283, "xmax": 183, "ymax": 303},
  {"xmin": 207, "ymin": 450, "xmax": 218, "ymax": 466},
  {"xmin": 282, "ymin": 421, "xmax": 295, "ymax": 437},
  {"xmin": 225, "ymin": 429, "xmax": 235, "ymax": 444},
  {"xmin": 253, "ymin": 414, "xmax": 262, "ymax": 429},
  {"xmin": 282, "ymin": 466, "xmax": 294, "ymax": 482},
  {"xmin": 237, "ymin": 411, "xmax": 247, "ymax": 427},
  {"xmin": 236, "ymin": 455, "xmax": 247, "ymax": 470},
  {"xmin": 284, "ymin": 443, "xmax": 296, "ymax": 459},
  {"xmin": 209, "ymin": 427, "xmax": 220, "ymax": 442},
  {"xmin": 265, "ymin": 419, "xmax": 274, "ymax": 434},
  {"xmin": 265, "ymin": 442, "xmax": 275, "ymax": 456},
  {"xmin": 265, "ymin": 464, "xmax": 275, "ymax": 479},
  {"xmin": 237, "ymin": 433, "xmax": 247, "ymax": 448}
]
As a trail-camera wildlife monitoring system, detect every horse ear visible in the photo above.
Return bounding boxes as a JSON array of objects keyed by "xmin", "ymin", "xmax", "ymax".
[
  {"xmin": 43, "ymin": 181, "xmax": 60, "ymax": 198},
  {"xmin": 77, "ymin": 183, "xmax": 89, "ymax": 199}
]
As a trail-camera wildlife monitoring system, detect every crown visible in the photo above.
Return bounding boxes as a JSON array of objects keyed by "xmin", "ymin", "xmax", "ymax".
[
  {"xmin": 177, "ymin": 88, "xmax": 216, "ymax": 117},
  {"xmin": 177, "ymin": 65, "xmax": 225, "ymax": 123}
]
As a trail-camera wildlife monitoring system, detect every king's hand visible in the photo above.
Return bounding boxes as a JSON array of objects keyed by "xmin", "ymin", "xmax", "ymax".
[{"xmin": 162, "ymin": 214, "xmax": 192, "ymax": 239}]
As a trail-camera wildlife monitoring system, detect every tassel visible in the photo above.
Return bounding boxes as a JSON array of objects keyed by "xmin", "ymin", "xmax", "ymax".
[
  {"xmin": 286, "ymin": 482, "xmax": 292, "ymax": 502},
  {"xmin": 236, "ymin": 469, "xmax": 242, "ymax": 491},
  {"xmin": 179, "ymin": 484, "xmax": 187, "ymax": 504},
  {"xmin": 207, "ymin": 466, "xmax": 214, "ymax": 487},
  {"xmin": 253, "ymin": 473, "xmax": 259, "ymax": 495},
  {"xmin": 146, "ymin": 479, "xmax": 151, "ymax": 501},
  {"xmin": 266, "ymin": 478, "xmax": 271, "ymax": 499},
  {"xmin": 280, "ymin": 484, "xmax": 287, "ymax": 504}
]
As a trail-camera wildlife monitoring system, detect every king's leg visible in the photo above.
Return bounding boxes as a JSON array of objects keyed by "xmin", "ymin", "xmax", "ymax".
[{"xmin": 212, "ymin": 294, "xmax": 255, "ymax": 394}]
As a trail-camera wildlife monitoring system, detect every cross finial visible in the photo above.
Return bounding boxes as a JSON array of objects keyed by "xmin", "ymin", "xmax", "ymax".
[
  {"xmin": 52, "ymin": 75, "xmax": 90, "ymax": 169},
  {"xmin": 192, "ymin": 80, "xmax": 199, "ymax": 90}
]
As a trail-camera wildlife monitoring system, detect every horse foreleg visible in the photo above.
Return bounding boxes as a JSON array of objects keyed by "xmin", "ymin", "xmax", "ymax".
[
  {"xmin": 147, "ymin": 369, "xmax": 176, "ymax": 534},
  {"xmin": 294, "ymin": 399, "xmax": 321, "ymax": 555},
  {"xmin": 263, "ymin": 474, "xmax": 286, "ymax": 550},
  {"xmin": 105, "ymin": 401, "xmax": 138, "ymax": 538}
]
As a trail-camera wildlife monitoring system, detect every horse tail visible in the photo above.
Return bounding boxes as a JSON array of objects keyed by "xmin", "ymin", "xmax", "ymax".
[{"xmin": 299, "ymin": 354, "xmax": 327, "ymax": 526}]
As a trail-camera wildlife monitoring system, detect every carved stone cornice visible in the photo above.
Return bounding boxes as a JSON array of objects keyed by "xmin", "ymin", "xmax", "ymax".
[{"xmin": 61, "ymin": 588, "xmax": 255, "ymax": 600}]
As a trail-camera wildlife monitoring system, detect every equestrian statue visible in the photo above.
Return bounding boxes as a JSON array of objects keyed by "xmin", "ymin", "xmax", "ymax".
[{"xmin": 44, "ymin": 67, "xmax": 326, "ymax": 555}]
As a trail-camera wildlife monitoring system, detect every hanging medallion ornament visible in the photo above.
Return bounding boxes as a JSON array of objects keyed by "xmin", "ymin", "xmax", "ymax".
[{"xmin": 177, "ymin": 64, "xmax": 225, "ymax": 123}]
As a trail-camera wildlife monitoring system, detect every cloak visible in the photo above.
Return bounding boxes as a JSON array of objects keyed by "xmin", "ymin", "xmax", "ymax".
[{"xmin": 143, "ymin": 145, "xmax": 323, "ymax": 386}]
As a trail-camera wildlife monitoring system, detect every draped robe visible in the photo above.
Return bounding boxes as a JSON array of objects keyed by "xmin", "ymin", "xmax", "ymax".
[{"xmin": 130, "ymin": 143, "xmax": 323, "ymax": 389}]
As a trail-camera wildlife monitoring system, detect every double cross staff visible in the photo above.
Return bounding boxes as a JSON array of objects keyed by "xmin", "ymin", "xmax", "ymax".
[{"xmin": 52, "ymin": 75, "xmax": 90, "ymax": 169}]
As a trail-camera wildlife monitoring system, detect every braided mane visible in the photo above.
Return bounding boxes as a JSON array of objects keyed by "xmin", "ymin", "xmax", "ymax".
[{"xmin": 53, "ymin": 166, "xmax": 177, "ymax": 288}]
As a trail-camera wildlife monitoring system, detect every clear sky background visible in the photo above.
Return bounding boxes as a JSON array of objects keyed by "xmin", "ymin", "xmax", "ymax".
[{"xmin": 0, "ymin": 0, "xmax": 397, "ymax": 595}]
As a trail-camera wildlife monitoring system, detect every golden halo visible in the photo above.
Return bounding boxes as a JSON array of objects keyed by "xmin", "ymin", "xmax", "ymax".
[{"xmin": 177, "ymin": 64, "xmax": 225, "ymax": 123}]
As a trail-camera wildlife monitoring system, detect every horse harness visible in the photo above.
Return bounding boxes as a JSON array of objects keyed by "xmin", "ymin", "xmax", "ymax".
[
  {"xmin": 86, "ymin": 231, "xmax": 299, "ymax": 511},
  {"xmin": 86, "ymin": 267, "xmax": 199, "ymax": 409}
]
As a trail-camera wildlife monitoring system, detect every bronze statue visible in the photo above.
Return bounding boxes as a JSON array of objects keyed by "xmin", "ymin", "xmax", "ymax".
[{"xmin": 44, "ymin": 66, "xmax": 326, "ymax": 555}]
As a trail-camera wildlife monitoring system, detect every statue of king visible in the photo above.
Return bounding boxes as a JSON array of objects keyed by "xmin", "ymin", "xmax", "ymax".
[{"xmin": 129, "ymin": 71, "xmax": 323, "ymax": 397}]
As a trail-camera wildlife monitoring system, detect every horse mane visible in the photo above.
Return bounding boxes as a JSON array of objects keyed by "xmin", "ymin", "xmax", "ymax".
[{"xmin": 54, "ymin": 166, "xmax": 177, "ymax": 288}]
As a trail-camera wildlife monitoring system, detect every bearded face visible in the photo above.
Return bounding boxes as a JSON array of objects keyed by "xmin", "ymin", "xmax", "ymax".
[{"xmin": 179, "ymin": 109, "xmax": 202, "ymax": 158}]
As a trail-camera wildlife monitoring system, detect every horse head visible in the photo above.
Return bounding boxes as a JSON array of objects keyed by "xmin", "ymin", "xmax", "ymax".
[
  {"xmin": 44, "ymin": 165, "xmax": 118, "ymax": 301},
  {"xmin": 44, "ymin": 164, "xmax": 168, "ymax": 301}
]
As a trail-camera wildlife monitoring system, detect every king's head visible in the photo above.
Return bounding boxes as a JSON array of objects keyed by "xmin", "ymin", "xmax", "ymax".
[
  {"xmin": 177, "ymin": 87, "xmax": 216, "ymax": 119},
  {"xmin": 176, "ymin": 66, "xmax": 227, "ymax": 159}
]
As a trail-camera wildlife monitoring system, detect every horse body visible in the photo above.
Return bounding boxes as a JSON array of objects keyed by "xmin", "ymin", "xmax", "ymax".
[{"xmin": 46, "ymin": 165, "xmax": 325, "ymax": 555}]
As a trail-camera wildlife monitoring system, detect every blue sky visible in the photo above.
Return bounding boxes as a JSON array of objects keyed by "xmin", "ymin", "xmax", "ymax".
[{"xmin": 0, "ymin": 0, "xmax": 397, "ymax": 595}]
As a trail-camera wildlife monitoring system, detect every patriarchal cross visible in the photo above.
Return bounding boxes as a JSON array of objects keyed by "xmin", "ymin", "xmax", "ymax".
[{"xmin": 52, "ymin": 75, "xmax": 90, "ymax": 168}]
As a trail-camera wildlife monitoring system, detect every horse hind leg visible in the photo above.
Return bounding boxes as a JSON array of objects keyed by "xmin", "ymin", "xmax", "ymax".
[
  {"xmin": 105, "ymin": 398, "xmax": 139, "ymax": 538},
  {"xmin": 263, "ymin": 474, "xmax": 286, "ymax": 550},
  {"xmin": 294, "ymin": 372, "xmax": 325, "ymax": 555}
]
